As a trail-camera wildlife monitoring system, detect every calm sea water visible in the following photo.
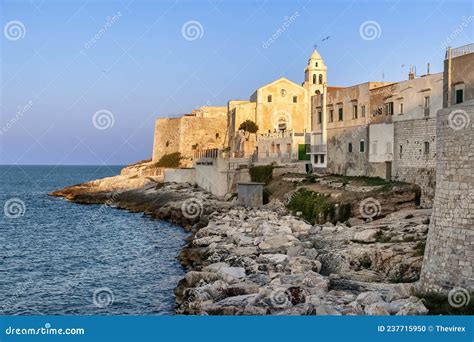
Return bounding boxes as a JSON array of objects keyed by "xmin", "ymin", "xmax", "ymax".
[{"xmin": 0, "ymin": 165, "xmax": 189, "ymax": 315}]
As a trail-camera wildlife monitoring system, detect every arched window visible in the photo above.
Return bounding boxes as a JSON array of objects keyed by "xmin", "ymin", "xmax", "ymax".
[
  {"xmin": 312, "ymin": 74, "xmax": 316, "ymax": 84},
  {"xmin": 319, "ymin": 74, "xmax": 323, "ymax": 84},
  {"xmin": 315, "ymin": 90, "xmax": 321, "ymax": 95},
  {"xmin": 267, "ymin": 95, "xmax": 272, "ymax": 102},
  {"xmin": 315, "ymin": 62, "xmax": 318, "ymax": 67}
]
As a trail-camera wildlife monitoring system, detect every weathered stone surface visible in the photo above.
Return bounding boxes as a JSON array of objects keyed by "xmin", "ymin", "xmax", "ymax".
[
  {"xmin": 352, "ymin": 229, "xmax": 379, "ymax": 243},
  {"xmin": 364, "ymin": 303, "xmax": 390, "ymax": 316},
  {"xmin": 356, "ymin": 291, "xmax": 384, "ymax": 306}
]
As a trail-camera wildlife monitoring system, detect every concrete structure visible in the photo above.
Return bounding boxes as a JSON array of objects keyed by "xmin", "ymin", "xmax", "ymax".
[
  {"xmin": 237, "ymin": 182, "xmax": 265, "ymax": 207},
  {"xmin": 421, "ymin": 45, "xmax": 474, "ymax": 293}
]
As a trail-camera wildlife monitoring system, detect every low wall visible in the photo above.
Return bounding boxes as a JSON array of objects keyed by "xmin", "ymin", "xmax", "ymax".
[
  {"xmin": 195, "ymin": 158, "xmax": 230, "ymax": 197},
  {"xmin": 164, "ymin": 168, "xmax": 196, "ymax": 184}
]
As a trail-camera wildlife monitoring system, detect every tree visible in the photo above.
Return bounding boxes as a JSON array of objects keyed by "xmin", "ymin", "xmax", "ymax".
[{"xmin": 239, "ymin": 120, "xmax": 259, "ymax": 134}]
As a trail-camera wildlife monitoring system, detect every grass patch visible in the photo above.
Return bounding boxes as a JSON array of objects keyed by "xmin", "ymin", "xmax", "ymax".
[
  {"xmin": 156, "ymin": 152, "xmax": 182, "ymax": 168},
  {"xmin": 414, "ymin": 241, "xmax": 426, "ymax": 256},
  {"xmin": 286, "ymin": 188, "xmax": 336, "ymax": 224},
  {"xmin": 374, "ymin": 230, "xmax": 392, "ymax": 243},
  {"xmin": 249, "ymin": 165, "xmax": 274, "ymax": 184}
]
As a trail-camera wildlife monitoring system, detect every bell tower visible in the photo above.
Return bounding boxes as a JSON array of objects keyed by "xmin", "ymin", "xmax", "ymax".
[{"xmin": 303, "ymin": 48, "xmax": 327, "ymax": 95}]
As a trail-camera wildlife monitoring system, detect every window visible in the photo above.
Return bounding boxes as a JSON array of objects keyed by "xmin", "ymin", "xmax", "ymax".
[
  {"xmin": 329, "ymin": 109, "xmax": 334, "ymax": 123},
  {"xmin": 312, "ymin": 74, "xmax": 316, "ymax": 84},
  {"xmin": 386, "ymin": 142, "xmax": 392, "ymax": 154},
  {"xmin": 320, "ymin": 154, "xmax": 325, "ymax": 163},
  {"xmin": 399, "ymin": 103, "xmax": 404, "ymax": 114},
  {"xmin": 338, "ymin": 107, "xmax": 343, "ymax": 121},
  {"xmin": 348, "ymin": 142, "xmax": 353, "ymax": 153},
  {"xmin": 385, "ymin": 102, "xmax": 393, "ymax": 115},
  {"xmin": 359, "ymin": 140, "xmax": 365, "ymax": 153},
  {"xmin": 319, "ymin": 74, "xmax": 323, "ymax": 84},
  {"xmin": 424, "ymin": 141, "xmax": 430, "ymax": 155},
  {"xmin": 399, "ymin": 145, "xmax": 403, "ymax": 158},
  {"xmin": 456, "ymin": 89, "xmax": 464, "ymax": 104},
  {"xmin": 215, "ymin": 133, "xmax": 220, "ymax": 139},
  {"xmin": 424, "ymin": 96, "xmax": 430, "ymax": 108},
  {"xmin": 315, "ymin": 62, "xmax": 318, "ymax": 67},
  {"xmin": 267, "ymin": 95, "xmax": 272, "ymax": 102},
  {"xmin": 424, "ymin": 96, "xmax": 430, "ymax": 117},
  {"xmin": 293, "ymin": 96, "xmax": 298, "ymax": 103},
  {"xmin": 361, "ymin": 105, "xmax": 366, "ymax": 118},
  {"xmin": 318, "ymin": 111, "xmax": 322, "ymax": 124},
  {"xmin": 352, "ymin": 105, "xmax": 358, "ymax": 119}
]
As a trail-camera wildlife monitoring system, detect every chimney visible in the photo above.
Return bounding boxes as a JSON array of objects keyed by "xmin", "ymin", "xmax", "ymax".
[
  {"xmin": 408, "ymin": 67, "xmax": 415, "ymax": 80},
  {"xmin": 427, "ymin": 63, "xmax": 430, "ymax": 75}
]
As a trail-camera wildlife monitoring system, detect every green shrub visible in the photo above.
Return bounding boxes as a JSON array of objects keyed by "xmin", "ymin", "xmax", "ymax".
[
  {"xmin": 239, "ymin": 120, "xmax": 259, "ymax": 133},
  {"xmin": 414, "ymin": 241, "xmax": 426, "ymax": 256},
  {"xmin": 286, "ymin": 188, "xmax": 336, "ymax": 224},
  {"xmin": 156, "ymin": 152, "xmax": 182, "ymax": 168},
  {"xmin": 249, "ymin": 165, "xmax": 274, "ymax": 184}
]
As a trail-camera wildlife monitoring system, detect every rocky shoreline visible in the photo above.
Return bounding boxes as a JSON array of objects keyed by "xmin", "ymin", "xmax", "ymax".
[{"xmin": 50, "ymin": 173, "xmax": 430, "ymax": 315}]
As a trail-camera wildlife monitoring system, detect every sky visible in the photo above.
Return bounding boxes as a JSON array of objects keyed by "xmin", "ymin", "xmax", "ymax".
[{"xmin": 0, "ymin": 0, "xmax": 473, "ymax": 165}]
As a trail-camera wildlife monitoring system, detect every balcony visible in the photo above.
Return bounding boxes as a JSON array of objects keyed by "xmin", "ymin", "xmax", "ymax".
[{"xmin": 307, "ymin": 144, "xmax": 327, "ymax": 154}]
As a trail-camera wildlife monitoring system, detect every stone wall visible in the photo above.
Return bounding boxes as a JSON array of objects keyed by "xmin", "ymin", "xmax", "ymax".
[
  {"xmin": 420, "ymin": 102, "xmax": 474, "ymax": 293},
  {"xmin": 393, "ymin": 118, "xmax": 437, "ymax": 207},
  {"xmin": 152, "ymin": 112, "xmax": 227, "ymax": 167},
  {"xmin": 326, "ymin": 126, "xmax": 369, "ymax": 176}
]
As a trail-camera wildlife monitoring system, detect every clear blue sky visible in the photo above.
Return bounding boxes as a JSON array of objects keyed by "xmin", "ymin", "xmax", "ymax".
[{"xmin": 1, "ymin": 0, "xmax": 473, "ymax": 165}]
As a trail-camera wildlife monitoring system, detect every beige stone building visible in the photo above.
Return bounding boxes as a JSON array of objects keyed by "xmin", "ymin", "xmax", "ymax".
[
  {"xmin": 152, "ymin": 106, "xmax": 227, "ymax": 167},
  {"xmin": 228, "ymin": 49, "xmax": 327, "ymax": 163}
]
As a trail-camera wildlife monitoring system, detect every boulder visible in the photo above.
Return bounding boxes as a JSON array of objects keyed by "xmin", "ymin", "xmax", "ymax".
[
  {"xmin": 214, "ymin": 294, "xmax": 259, "ymax": 307},
  {"xmin": 364, "ymin": 302, "xmax": 390, "ymax": 315},
  {"xmin": 385, "ymin": 283, "xmax": 415, "ymax": 302},
  {"xmin": 258, "ymin": 235, "xmax": 294, "ymax": 252},
  {"xmin": 356, "ymin": 291, "xmax": 385, "ymax": 306},
  {"xmin": 352, "ymin": 229, "xmax": 379, "ymax": 243},
  {"xmin": 258, "ymin": 253, "xmax": 288, "ymax": 265},
  {"xmin": 391, "ymin": 296, "xmax": 428, "ymax": 315}
]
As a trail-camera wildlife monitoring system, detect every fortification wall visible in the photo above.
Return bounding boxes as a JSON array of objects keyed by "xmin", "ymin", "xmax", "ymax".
[
  {"xmin": 420, "ymin": 102, "xmax": 474, "ymax": 292},
  {"xmin": 152, "ymin": 111, "xmax": 227, "ymax": 167},
  {"xmin": 393, "ymin": 118, "xmax": 437, "ymax": 207}
]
